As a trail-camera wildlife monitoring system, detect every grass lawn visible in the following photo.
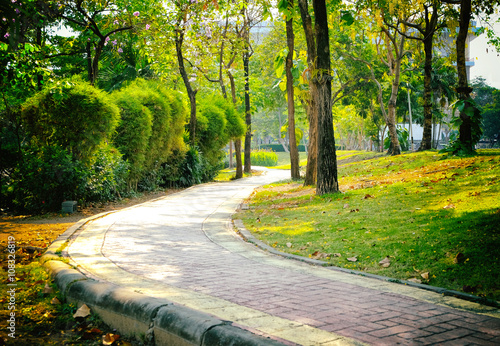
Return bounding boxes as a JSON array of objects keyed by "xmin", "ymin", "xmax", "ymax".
[{"xmin": 234, "ymin": 149, "xmax": 500, "ymax": 301}]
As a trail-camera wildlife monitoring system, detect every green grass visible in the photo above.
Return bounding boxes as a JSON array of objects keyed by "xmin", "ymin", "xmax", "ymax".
[
  {"xmin": 235, "ymin": 149, "xmax": 500, "ymax": 301},
  {"xmin": 214, "ymin": 168, "xmax": 253, "ymax": 181}
]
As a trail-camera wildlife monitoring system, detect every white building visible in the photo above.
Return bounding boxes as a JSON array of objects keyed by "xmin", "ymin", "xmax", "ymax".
[{"xmin": 469, "ymin": 16, "xmax": 500, "ymax": 88}]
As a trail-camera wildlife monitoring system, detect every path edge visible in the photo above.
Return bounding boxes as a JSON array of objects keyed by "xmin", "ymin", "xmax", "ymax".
[
  {"xmin": 233, "ymin": 217, "xmax": 500, "ymax": 311},
  {"xmin": 40, "ymin": 199, "xmax": 288, "ymax": 346}
]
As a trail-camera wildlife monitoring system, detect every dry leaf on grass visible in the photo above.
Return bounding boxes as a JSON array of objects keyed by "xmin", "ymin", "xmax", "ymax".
[
  {"xmin": 347, "ymin": 256, "xmax": 358, "ymax": 262},
  {"xmin": 443, "ymin": 204, "xmax": 456, "ymax": 209},
  {"xmin": 50, "ymin": 297, "xmax": 61, "ymax": 305},
  {"xmin": 43, "ymin": 284, "xmax": 54, "ymax": 294},
  {"xmin": 286, "ymin": 242, "xmax": 292, "ymax": 248},
  {"xmin": 73, "ymin": 304, "xmax": 91, "ymax": 319},
  {"xmin": 421, "ymin": 272, "xmax": 430, "ymax": 280},
  {"xmin": 378, "ymin": 256, "xmax": 391, "ymax": 268},
  {"xmin": 311, "ymin": 251, "xmax": 330, "ymax": 260}
]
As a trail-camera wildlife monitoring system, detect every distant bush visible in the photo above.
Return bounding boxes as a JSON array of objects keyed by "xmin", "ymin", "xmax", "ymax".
[{"xmin": 248, "ymin": 150, "xmax": 278, "ymax": 167}]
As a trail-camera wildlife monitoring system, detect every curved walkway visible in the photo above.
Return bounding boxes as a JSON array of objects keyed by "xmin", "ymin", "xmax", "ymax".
[{"xmin": 65, "ymin": 168, "xmax": 499, "ymax": 345}]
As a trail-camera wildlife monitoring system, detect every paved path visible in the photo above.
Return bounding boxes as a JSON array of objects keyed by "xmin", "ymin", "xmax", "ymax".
[{"xmin": 67, "ymin": 168, "xmax": 500, "ymax": 345}]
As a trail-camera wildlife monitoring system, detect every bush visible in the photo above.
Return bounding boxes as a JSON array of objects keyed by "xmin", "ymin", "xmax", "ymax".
[
  {"xmin": 21, "ymin": 77, "xmax": 120, "ymax": 163},
  {"xmin": 248, "ymin": 150, "xmax": 278, "ymax": 167},
  {"xmin": 7, "ymin": 145, "xmax": 88, "ymax": 213},
  {"xmin": 112, "ymin": 83, "xmax": 153, "ymax": 188},
  {"xmin": 112, "ymin": 79, "xmax": 188, "ymax": 191},
  {"xmin": 4, "ymin": 143, "xmax": 129, "ymax": 214},
  {"xmin": 84, "ymin": 144, "xmax": 129, "ymax": 202}
]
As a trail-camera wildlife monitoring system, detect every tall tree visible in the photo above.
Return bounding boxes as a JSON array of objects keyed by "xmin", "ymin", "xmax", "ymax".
[
  {"xmin": 313, "ymin": 0, "xmax": 339, "ymax": 194},
  {"xmin": 297, "ymin": 0, "xmax": 318, "ymax": 185},
  {"xmin": 280, "ymin": 0, "xmax": 300, "ymax": 179},
  {"xmin": 440, "ymin": 0, "xmax": 499, "ymax": 154},
  {"xmin": 392, "ymin": 1, "xmax": 447, "ymax": 151}
]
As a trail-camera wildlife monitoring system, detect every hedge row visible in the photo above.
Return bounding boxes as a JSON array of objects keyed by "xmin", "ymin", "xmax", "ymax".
[{"xmin": 2, "ymin": 78, "xmax": 244, "ymax": 214}]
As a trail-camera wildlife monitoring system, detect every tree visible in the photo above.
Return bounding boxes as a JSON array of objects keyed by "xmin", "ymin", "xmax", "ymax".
[
  {"xmin": 440, "ymin": 0, "xmax": 499, "ymax": 154},
  {"xmin": 312, "ymin": 0, "xmax": 339, "ymax": 194},
  {"xmin": 56, "ymin": 0, "xmax": 145, "ymax": 85},
  {"xmin": 392, "ymin": 1, "xmax": 447, "ymax": 151},
  {"xmin": 297, "ymin": 0, "xmax": 318, "ymax": 185},
  {"xmin": 280, "ymin": 0, "xmax": 300, "ymax": 179}
]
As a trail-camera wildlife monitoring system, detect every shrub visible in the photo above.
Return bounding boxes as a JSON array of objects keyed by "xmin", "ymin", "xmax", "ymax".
[
  {"xmin": 112, "ymin": 83, "xmax": 153, "ymax": 189},
  {"xmin": 8, "ymin": 145, "xmax": 88, "ymax": 213},
  {"xmin": 21, "ymin": 77, "xmax": 120, "ymax": 163},
  {"xmin": 248, "ymin": 150, "xmax": 278, "ymax": 167},
  {"xmin": 84, "ymin": 144, "xmax": 129, "ymax": 202}
]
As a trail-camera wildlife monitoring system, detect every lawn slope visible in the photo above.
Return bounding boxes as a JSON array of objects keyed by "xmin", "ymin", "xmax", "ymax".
[{"xmin": 235, "ymin": 150, "xmax": 500, "ymax": 301}]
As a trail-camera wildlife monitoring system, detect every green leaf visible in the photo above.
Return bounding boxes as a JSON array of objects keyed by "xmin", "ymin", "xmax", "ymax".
[{"xmin": 340, "ymin": 10, "xmax": 355, "ymax": 26}]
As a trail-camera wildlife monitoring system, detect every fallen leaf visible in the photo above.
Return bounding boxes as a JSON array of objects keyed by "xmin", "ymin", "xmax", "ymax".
[
  {"xmin": 421, "ymin": 272, "xmax": 429, "ymax": 280},
  {"xmin": 363, "ymin": 194, "xmax": 375, "ymax": 199},
  {"xmin": 343, "ymin": 203, "xmax": 349, "ymax": 209},
  {"xmin": 311, "ymin": 251, "xmax": 330, "ymax": 260},
  {"xmin": 333, "ymin": 253, "xmax": 342, "ymax": 257},
  {"xmin": 337, "ymin": 227, "xmax": 346, "ymax": 231},
  {"xmin": 407, "ymin": 278, "xmax": 422, "ymax": 284},
  {"xmin": 443, "ymin": 203, "xmax": 455, "ymax": 209},
  {"xmin": 299, "ymin": 246, "xmax": 307, "ymax": 250},
  {"xmin": 350, "ymin": 209, "xmax": 359, "ymax": 213},
  {"xmin": 50, "ymin": 297, "xmax": 61, "ymax": 305},
  {"xmin": 286, "ymin": 242, "xmax": 292, "ymax": 248},
  {"xmin": 378, "ymin": 257, "xmax": 391, "ymax": 268},
  {"xmin": 43, "ymin": 284, "xmax": 54, "ymax": 294},
  {"xmin": 347, "ymin": 256, "xmax": 357, "ymax": 262},
  {"xmin": 102, "ymin": 333, "xmax": 120, "ymax": 345},
  {"xmin": 73, "ymin": 304, "xmax": 91, "ymax": 319}
]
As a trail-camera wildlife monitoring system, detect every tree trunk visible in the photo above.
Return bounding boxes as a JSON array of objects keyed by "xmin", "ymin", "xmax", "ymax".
[
  {"xmin": 298, "ymin": 0, "xmax": 318, "ymax": 186},
  {"xmin": 286, "ymin": 0, "xmax": 300, "ymax": 179},
  {"xmin": 227, "ymin": 70, "xmax": 243, "ymax": 179},
  {"xmin": 243, "ymin": 48, "xmax": 251, "ymax": 173},
  {"xmin": 313, "ymin": 0, "xmax": 338, "ymax": 195},
  {"xmin": 175, "ymin": 26, "xmax": 197, "ymax": 145},
  {"xmin": 455, "ymin": 0, "xmax": 475, "ymax": 153},
  {"xmin": 304, "ymin": 91, "xmax": 318, "ymax": 185},
  {"xmin": 420, "ymin": 34, "xmax": 434, "ymax": 150}
]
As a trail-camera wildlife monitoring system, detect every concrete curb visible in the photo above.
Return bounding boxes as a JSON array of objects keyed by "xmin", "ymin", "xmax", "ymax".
[
  {"xmin": 41, "ymin": 195, "xmax": 288, "ymax": 345},
  {"xmin": 233, "ymin": 217, "xmax": 500, "ymax": 310}
]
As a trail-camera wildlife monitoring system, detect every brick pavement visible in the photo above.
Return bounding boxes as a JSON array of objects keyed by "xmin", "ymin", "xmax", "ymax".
[{"xmin": 67, "ymin": 169, "xmax": 500, "ymax": 345}]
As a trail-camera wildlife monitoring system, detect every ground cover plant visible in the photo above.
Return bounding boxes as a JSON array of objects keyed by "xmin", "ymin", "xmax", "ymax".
[{"xmin": 235, "ymin": 150, "xmax": 500, "ymax": 301}]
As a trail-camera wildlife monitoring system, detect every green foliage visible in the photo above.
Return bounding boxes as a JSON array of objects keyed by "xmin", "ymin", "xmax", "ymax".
[
  {"xmin": 196, "ymin": 95, "xmax": 230, "ymax": 166},
  {"xmin": 21, "ymin": 77, "xmax": 120, "ymax": 163},
  {"xmin": 6, "ymin": 145, "xmax": 87, "ymax": 213},
  {"xmin": 441, "ymin": 98, "xmax": 483, "ymax": 156},
  {"xmin": 384, "ymin": 126, "xmax": 409, "ymax": 151},
  {"xmin": 213, "ymin": 97, "xmax": 245, "ymax": 139},
  {"xmin": 85, "ymin": 143, "xmax": 129, "ymax": 202},
  {"xmin": 246, "ymin": 150, "xmax": 279, "ymax": 167},
  {"xmin": 3, "ymin": 143, "xmax": 128, "ymax": 214},
  {"xmin": 112, "ymin": 82, "xmax": 154, "ymax": 187}
]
